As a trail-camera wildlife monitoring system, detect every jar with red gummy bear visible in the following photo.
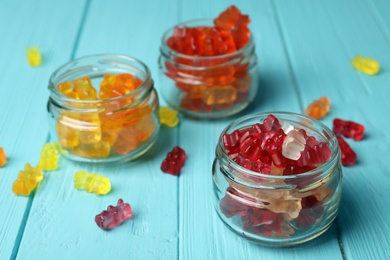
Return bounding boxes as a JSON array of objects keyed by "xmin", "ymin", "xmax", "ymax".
[
  {"xmin": 212, "ymin": 112, "xmax": 342, "ymax": 246},
  {"xmin": 159, "ymin": 19, "xmax": 259, "ymax": 119},
  {"xmin": 47, "ymin": 54, "xmax": 160, "ymax": 163}
]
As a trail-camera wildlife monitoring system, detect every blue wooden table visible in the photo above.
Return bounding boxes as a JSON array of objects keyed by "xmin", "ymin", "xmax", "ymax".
[{"xmin": 1, "ymin": 0, "xmax": 390, "ymax": 259}]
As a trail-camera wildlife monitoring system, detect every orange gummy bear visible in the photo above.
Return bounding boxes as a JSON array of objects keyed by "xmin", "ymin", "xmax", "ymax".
[
  {"xmin": 305, "ymin": 96, "xmax": 331, "ymax": 119},
  {"xmin": 0, "ymin": 147, "xmax": 6, "ymax": 167}
]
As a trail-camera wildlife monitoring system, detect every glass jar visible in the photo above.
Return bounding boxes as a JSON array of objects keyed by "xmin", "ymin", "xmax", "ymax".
[
  {"xmin": 212, "ymin": 112, "xmax": 342, "ymax": 246},
  {"xmin": 159, "ymin": 19, "xmax": 259, "ymax": 119},
  {"xmin": 47, "ymin": 54, "xmax": 160, "ymax": 163}
]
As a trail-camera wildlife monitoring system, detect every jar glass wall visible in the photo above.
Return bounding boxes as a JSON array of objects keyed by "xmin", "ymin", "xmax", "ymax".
[
  {"xmin": 47, "ymin": 54, "xmax": 160, "ymax": 163},
  {"xmin": 159, "ymin": 19, "xmax": 259, "ymax": 119},
  {"xmin": 212, "ymin": 112, "xmax": 342, "ymax": 246}
]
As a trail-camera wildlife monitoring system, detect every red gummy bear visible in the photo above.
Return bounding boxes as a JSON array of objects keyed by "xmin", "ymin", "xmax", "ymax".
[
  {"xmin": 161, "ymin": 146, "xmax": 187, "ymax": 175},
  {"xmin": 220, "ymin": 187, "xmax": 250, "ymax": 217},
  {"xmin": 333, "ymin": 118, "xmax": 365, "ymax": 141},
  {"xmin": 241, "ymin": 208, "xmax": 284, "ymax": 236},
  {"xmin": 214, "ymin": 5, "xmax": 241, "ymax": 30},
  {"xmin": 95, "ymin": 199, "xmax": 133, "ymax": 230},
  {"xmin": 336, "ymin": 136, "xmax": 357, "ymax": 166},
  {"xmin": 294, "ymin": 195, "xmax": 324, "ymax": 228}
]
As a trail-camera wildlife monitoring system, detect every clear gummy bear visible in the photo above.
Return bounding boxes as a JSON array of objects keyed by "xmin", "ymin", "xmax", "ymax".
[{"xmin": 282, "ymin": 130, "xmax": 306, "ymax": 160}]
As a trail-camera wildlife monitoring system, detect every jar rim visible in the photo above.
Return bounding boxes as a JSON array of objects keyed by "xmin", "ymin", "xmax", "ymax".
[
  {"xmin": 217, "ymin": 111, "xmax": 340, "ymax": 181},
  {"xmin": 160, "ymin": 18, "xmax": 255, "ymax": 61},
  {"xmin": 48, "ymin": 53, "xmax": 152, "ymax": 104}
]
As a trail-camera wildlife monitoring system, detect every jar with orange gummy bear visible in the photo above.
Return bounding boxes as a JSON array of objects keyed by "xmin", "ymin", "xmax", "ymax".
[
  {"xmin": 159, "ymin": 11, "xmax": 259, "ymax": 119},
  {"xmin": 47, "ymin": 54, "xmax": 160, "ymax": 163}
]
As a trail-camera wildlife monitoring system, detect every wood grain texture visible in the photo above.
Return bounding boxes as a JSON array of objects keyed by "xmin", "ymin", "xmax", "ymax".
[
  {"xmin": 273, "ymin": 0, "xmax": 390, "ymax": 259},
  {"xmin": 0, "ymin": 0, "xmax": 389, "ymax": 259},
  {"xmin": 0, "ymin": 0, "xmax": 86, "ymax": 258},
  {"xmin": 14, "ymin": 0, "xmax": 180, "ymax": 259}
]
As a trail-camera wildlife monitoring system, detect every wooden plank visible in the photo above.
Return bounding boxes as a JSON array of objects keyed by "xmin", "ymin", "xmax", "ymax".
[
  {"xmin": 273, "ymin": 0, "xmax": 390, "ymax": 259},
  {"xmin": 15, "ymin": 0, "xmax": 180, "ymax": 259},
  {"xmin": 0, "ymin": 0, "xmax": 86, "ymax": 259},
  {"xmin": 177, "ymin": 0, "xmax": 343, "ymax": 259}
]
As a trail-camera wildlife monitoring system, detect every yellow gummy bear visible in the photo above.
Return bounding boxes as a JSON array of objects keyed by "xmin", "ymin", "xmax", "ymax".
[
  {"xmin": 159, "ymin": 107, "xmax": 179, "ymax": 127},
  {"xmin": 352, "ymin": 55, "xmax": 380, "ymax": 75},
  {"xmin": 74, "ymin": 171, "xmax": 111, "ymax": 195},
  {"xmin": 202, "ymin": 85, "xmax": 237, "ymax": 105},
  {"xmin": 39, "ymin": 143, "xmax": 59, "ymax": 171},
  {"xmin": 26, "ymin": 47, "xmax": 42, "ymax": 67},
  {"xmin": 12, "ymin": 164, "xmax": 44, "ymax": 196}
]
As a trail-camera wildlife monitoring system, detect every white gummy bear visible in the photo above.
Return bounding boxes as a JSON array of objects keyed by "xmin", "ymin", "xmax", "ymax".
[
  {"xmin": 281, "ymin": 121, "xmax": 294, "ymax": 134},
  {"xmin": 282, "ymin": 130, "xmax": 306, "ymax": 160}
]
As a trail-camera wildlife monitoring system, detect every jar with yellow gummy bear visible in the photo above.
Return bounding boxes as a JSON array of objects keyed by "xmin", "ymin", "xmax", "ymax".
[
  {"xmin": 159, "ymin": 19, "xmax": 259, "ymax": 119},
  {"xmin": 47, "ymin": 54, "xmax": 160, "ymax": 163},
  {"xmin": 212, "ymin": 112, "xmax": 342, "ymax": 246}
]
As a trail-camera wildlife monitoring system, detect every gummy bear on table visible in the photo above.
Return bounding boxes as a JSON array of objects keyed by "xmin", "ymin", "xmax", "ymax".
[
  {"xmin": 74, "ymin": 171, "xmax": 111, "ymax": 195},
  {"xmin": 12, "ymin": 164, "xmax": 44, "ymax": 196},
  {"xmin": 0, "ymin": 147, "xmax": 6, "ymax": 167},
  {"xmin": 161, "ymin": 146, "xmax": 187, "ymax": 175},
  {"xmin": 95, "ymin": 199, "xmax": 133, "ymax": 230}
]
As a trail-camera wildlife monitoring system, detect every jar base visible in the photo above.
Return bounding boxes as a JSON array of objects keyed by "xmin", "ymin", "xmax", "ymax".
[
  {"xmin": 167, "ymin": 101, "xmax": 251, "ymax": 119},
  {"xmin": 214, "ymin": 205, "xmax": 339, "ymax": 247}
]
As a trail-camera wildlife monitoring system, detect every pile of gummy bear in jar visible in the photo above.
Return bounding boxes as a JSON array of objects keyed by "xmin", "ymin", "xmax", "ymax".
[
  {"xmin": 56, "ymin": 74, "xmax": 157, "ymax": 159},
  {"xmin": 164, "ymin": 6, "xmax": 253, "ymax": 113},
  {"xmin": 220, "ymin": 114, "xmax": 335, "ymax": 237}
]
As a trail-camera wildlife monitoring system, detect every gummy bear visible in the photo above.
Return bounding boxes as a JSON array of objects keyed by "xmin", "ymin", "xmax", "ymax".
[
  {"xmin": 214, "ymin": 5, "xmax": 241, "ymax": 30},
  {"xmin": 333, "ymin": 118, "xmax": 365, "ymax": 141},
  {"xmin": 26, "ymin": 47, "xmax": 42, "ymax": 67},
  {"xmin": 73, "ymin": 76, "xmax": 98, "ymax": 100},
  {"xmin": 74, "ymin": 171, "xmax": 111, "ymax": 195},
  {"xmin": 95, "ymin": 199, "xmax": 133, "ymax": 230},
  {"xmin": 305, "ymin": 96, "xmax": 331, "ymax": 119},
  {"xmin": 12, "ymin": 164, "xmax": 43, "ymax": 196},
  {"xmin": 161, "ymin": 146, "xmax": 187, "ymax": 175},
  {"xmin": 159, "ymin": 106, "xmax": 179, "ymax": 127},
  {"xmin": 352, "ymin": 55, "xmax": 380, "ymax": 75},
  {"xmin": 241, "ymin": 208, "xmax": 285, "ymax": 237},
  {"xmin": 336, "ymin": 136, "xmax": 357, "ymax": 166},
  {"xmin": 294, "ymin": 195, "xmax": 324, "ymax": 228},
  {"xmin": 39, "ymin": 143, "xmax": 59, "ymax": 171},
  {"xmin": 0, "ymin": 147, "xmax": 6, "ymax": 167},
  {"xmin": 202, "ymin": 85, "xmax": 237, "ymax": 106},
  {"xmin": 282, "ymin": 130, "xmax": 306, "ymax": 160},
  {"xmin": 57, "ymin": 81, "xmax": 78, "ymax": 99}
]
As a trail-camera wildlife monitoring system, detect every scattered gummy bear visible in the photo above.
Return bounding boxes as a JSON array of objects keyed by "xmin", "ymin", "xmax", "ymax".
[
  {"xmin": 333, "ymin": 118, "xmax": 365, "ymax": 141},
  {"xmin": 305, "ymin": 96, "xmax": 331, "ymax": 119},
  {"xmin": 12, "ymin": 164, "xmax": 43, "ymax": 196},
  {"xmin": 26, "ymin": 47, "xmax": 42, "ymax": 67},
  {"xmin": 74, "ymin": 171, "xmax": 111, "ymax": 195},
  {"xmin": 95, "ymin": 198, "xmax": 133, "ymax": 230},
  {"xmin": 161, "ymin": 146, "xmax": 187, "ymax": 175},
  {"xmin": 0, "ymin": 147, "xmax": 6, "ymax": 167},
  {"xmin": 336, "ymin": 136, "xmax": 357, "ymax": 166},
  {"xmin": 352, "ymin": 55, "xmax": 380, "ymax": 75},
  {"xmin": 39, "ymin": 143, "xmax": 59, "ymax": 171},
  {"xmin": 159, "ymin": 106, "xmax": 179, "ymax": 127}
]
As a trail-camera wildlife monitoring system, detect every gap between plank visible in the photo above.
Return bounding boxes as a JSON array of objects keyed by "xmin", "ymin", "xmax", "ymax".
[{"xmin": 70, "ymin": 0, "xmax": 91, "ymax": 59}]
